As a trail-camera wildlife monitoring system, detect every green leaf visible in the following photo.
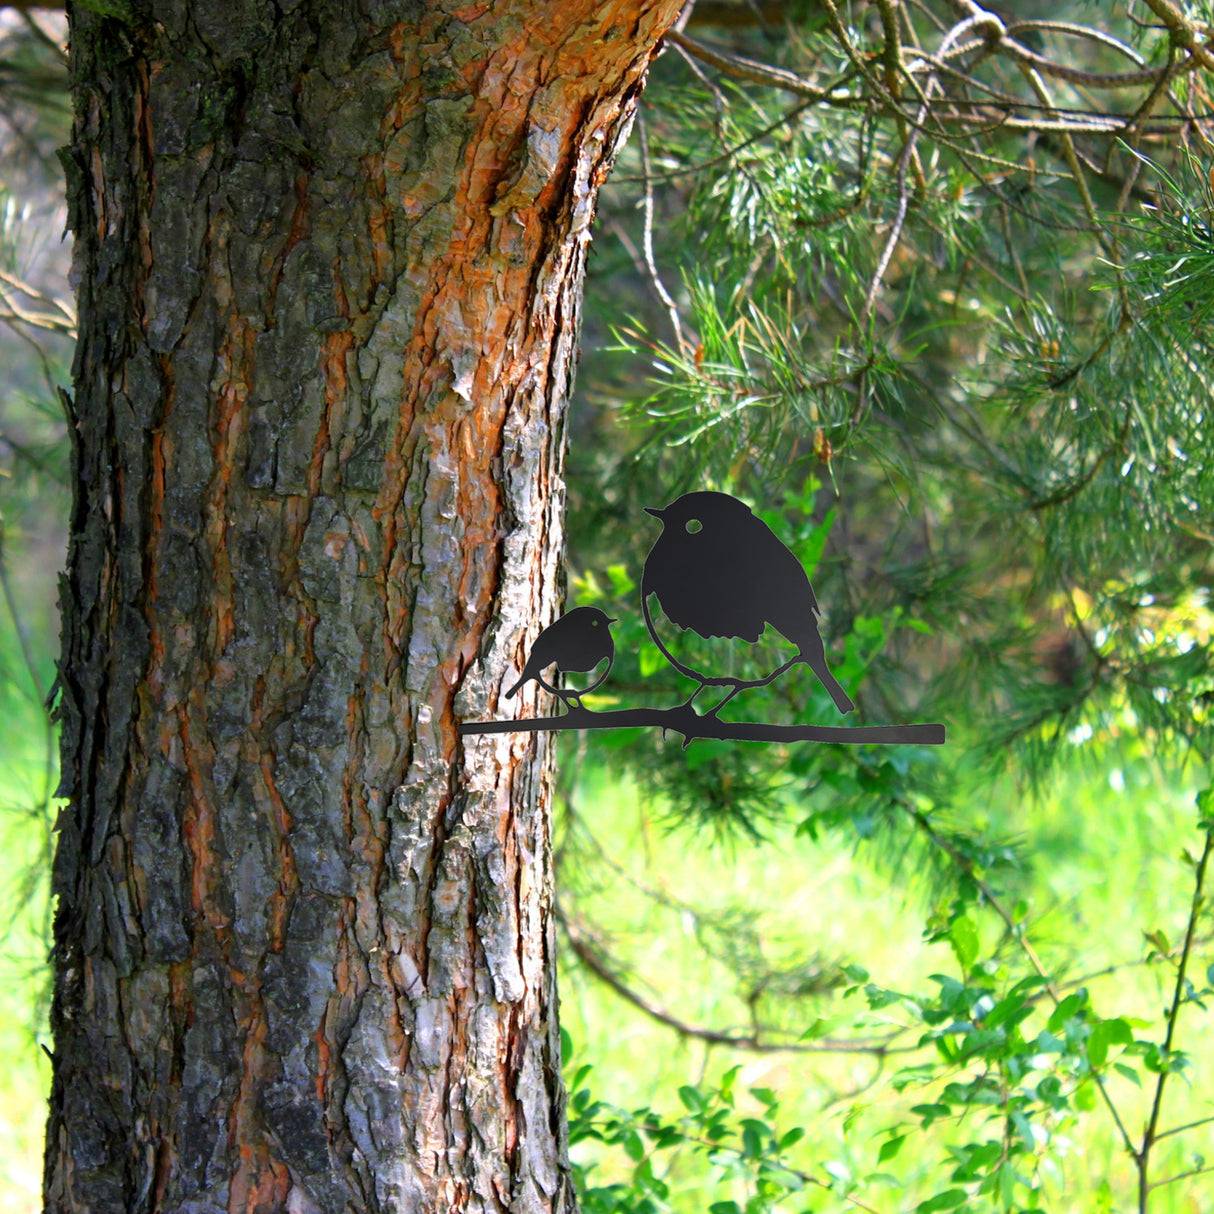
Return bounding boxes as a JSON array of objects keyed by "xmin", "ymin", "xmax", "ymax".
[
  {"xmin": 853, "ymin": 614, "xmax": 885, "ymax": 641},
  {"xmin": 983, "ymin": 991, "xmax": 1029, "ymax": 1029},
  {"xmin": 677, "ymin": 1085, "xmax": 704, "ymax": 1112},
  {"xmin": 1114, "ymin": 1062, "xmax": 1142, "ymax": 1087},
  {"xmin": 803, "ymin": 1015, "xmax": 850, "ymax": 1039},
  {"xmin": 958, "ymin": 1027, "xmax": 1004, "ymax": 1058},
  {"xmin": 864, "ymin": 984, "xmax": 902, "ymax": 1010},
  {"xmin": 720, "ymin": 1066, "xmax": 741, "ymax": 1103},
  {"xmin": 1197, "ymin": 784, "xmax": 1214, "ymax": 829},
  {"xmin": 1047, "ymin": 992, "xmax": 1085, "ymax": 1033},
  {"xmin": 1088, "ymin": 1018, "xmax": 1134, "ymax": 1067},
  {"xmin": 997, "ymin": 1162, "xmax": 1017, "ymax": 1208},
  {"xmin": 623, "ymin": 1130, "xmax": 645, "ymax": 1162},
  {"xmin": 794, "ymin": 508, "xmax": 834, "ymax": 578},
  {"xmin": 1011, "ymin": 1110, "xmax": 1035, "ymax": 1151},
  {"xmin": 606, "ymin": 563, "xmax": 635, "ymax": 597},
  {"xmin": 1144, "ymin": 928, "xmax": 1171, "ymax": 957},
  {"xmin": 949, "ymin": 916, "xmax": 979, "ymax": 970},
  {"xmin": 951, "ymin": 1140, "xmax": 1001, "ymax": 1181},
  {"xmin": 916, "ymin": 1189, "xmax": 968, "ymax": 1213},
  {"xmin": 878, "ymin": 1134, "xmax": 906, "ymax": 1163},
  {"xmin": 912, "ymin": 1103, "xmax": 952, "ymax": 1128},
  {"xmin": 638, "ymin": 640, "xmax": 665, "ymax": 677},
  {"xmin": 741, "ymin": 1121, "xmax": 765, "ymax": 1159}
]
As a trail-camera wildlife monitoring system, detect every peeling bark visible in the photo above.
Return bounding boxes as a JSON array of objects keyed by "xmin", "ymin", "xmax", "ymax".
[{"xmin": 46, "ymin": 3, "xmax": 683, "ymax": 1211}]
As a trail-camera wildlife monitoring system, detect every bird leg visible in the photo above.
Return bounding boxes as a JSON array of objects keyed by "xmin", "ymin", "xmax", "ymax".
[
  {"xmin": 549, "ymin": 686, "xmax": 583, "ymax": 713},
  {"xmin": 536, "ymin": 675, "xmax": 581, "ymax": 715}
]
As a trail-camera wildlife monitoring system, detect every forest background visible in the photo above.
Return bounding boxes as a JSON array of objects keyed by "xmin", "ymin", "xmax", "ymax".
[{"xmin": 1, "ymin": 2, "xmax": 1213, "ymax": 1212}]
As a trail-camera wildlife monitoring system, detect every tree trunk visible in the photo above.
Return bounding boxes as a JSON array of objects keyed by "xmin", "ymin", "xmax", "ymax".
[{"xmin": 45, "ymin": 3, "xmax": 681, "ymax": 1211}]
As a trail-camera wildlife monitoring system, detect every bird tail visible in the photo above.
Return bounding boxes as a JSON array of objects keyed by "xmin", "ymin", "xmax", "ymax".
[
  {"xmin": 802, "ymin": 643, "xmax": 855, "ymax": 714},
  {"xmin": 813, "ymin": 660, "xmax": 855, "ymax": 714}
]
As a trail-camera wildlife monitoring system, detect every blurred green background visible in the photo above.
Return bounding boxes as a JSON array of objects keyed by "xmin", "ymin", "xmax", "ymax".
[{"xmin": 2, "ymin": 3, "xmax": 1213, "ymax": 1212}]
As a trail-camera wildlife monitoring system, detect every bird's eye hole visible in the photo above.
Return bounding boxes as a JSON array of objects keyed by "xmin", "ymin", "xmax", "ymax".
[{"xmin": 685, "ymin": 518, "xmax": 703, "ymax": 534}]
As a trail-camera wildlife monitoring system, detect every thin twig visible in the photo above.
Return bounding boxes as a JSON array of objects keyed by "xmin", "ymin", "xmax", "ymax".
[
  {"xmin": 857, "ymin": 10, "xmax": 1002, "ymax": 334},
  {"xmin": 636, "ymin": 110, "xmax": 687, "ymax": 356},
  {"xmin": 611, "ymin": 97, "xmax": 819, "ymax": 185},
  {"xmin": 669, "ymin": 37, "xmax": 728, "ymax": 140},
  {"xmin": 667, "ymin": 28, "xmax": 833, "ymax": 102},
  {"xmin": 1154, "ymin": 1114, "xmax": 1214, "ymax": 1143},
  {"xmin": 560, "ymin": 910, "xmax": 916, "ymax": 1056},
  {"xmin": 1141, "ymin": 0, "xmax": 1214, "ymax": 74},
  {"xmin": 1137, "ymin": 824, "xmax": 1213, "ymax": 1213},
  {"xmin": 1147, "ymin": 1163, "xmax": 1214, "ymax": 1193},
  {"xmin": 16, "ymin": 8, "xmax": 67, "ymax": 63},
  {"xmin": 1004, "ymin": 20, "xmax": 1146, "ymax": 64},
  {"xmin": 670, "ymin": 1124, "xmax": 891, "ymax": 1214},
  {"xmin": 1018, "ymin": 61, "xmax": 1131, "ymax": 319}
]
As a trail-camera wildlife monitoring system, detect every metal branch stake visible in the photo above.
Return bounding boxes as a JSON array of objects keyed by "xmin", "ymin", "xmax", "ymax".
[{"xmin": 461, "ymin": 492, "xmax": 945, "ymax": 747}]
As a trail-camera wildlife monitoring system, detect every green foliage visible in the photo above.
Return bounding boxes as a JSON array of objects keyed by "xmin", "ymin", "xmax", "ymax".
[
  {"xmin": 567, "ymin": 1045, "xmax": 836, "ymax": 1214},
  {"xmin": 560, "ymin": 773, "xmax": 1214, "ymax": 1212}
]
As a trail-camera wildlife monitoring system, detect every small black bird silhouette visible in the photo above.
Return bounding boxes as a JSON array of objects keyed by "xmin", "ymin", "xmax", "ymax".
[
  {"xmin": 642, "ymin": 491, "xmax": 854, "ymax": 716},
  {"xmin": 505, "ymin": 606, "xmax": 617, "ymax": 710}
]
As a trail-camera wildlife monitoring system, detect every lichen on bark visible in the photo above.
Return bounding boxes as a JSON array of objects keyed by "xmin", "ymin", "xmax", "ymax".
[{"xmin": 46, "ymin": 2, "xmax": 684, "ymax": 1211}]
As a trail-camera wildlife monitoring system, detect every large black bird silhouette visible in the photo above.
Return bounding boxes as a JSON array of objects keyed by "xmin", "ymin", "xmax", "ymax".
[
  {"xmin": 642, "ymin": 492, "xmax": 855, "ymax": 717},
  {"xmin": 505, "ymin": 606, "xmax": 617, "ymax": 711}
]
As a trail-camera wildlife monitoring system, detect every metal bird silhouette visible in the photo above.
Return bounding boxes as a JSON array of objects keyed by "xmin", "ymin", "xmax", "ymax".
[
  {"xmin": 642, "ymin": 491, "xmax": 855, "ymax": 716},
  {"xmin": 505, "ymin": 606, "xmax": 617, "ymax": 710}
]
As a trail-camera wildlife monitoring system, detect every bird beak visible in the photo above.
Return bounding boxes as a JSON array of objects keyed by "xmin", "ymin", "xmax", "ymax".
[
  {"xmin": 644, "ymin": 506, "xmax": 664, "ymax": 518},
  {"xmin": 607, "ymin": 617, "xmax": 618, "ymax": 624}
]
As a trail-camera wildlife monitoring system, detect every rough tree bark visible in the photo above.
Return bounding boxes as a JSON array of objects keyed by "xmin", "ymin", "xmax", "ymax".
[{"xmin": 45, "ymin": 2, "xmax": 682, "ymax": 1211}]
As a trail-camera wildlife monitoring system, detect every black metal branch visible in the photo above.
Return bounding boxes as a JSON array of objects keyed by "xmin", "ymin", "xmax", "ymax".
[{"xmin": 461, "ymin": 702, "xmax": 944, "ymax": 744}]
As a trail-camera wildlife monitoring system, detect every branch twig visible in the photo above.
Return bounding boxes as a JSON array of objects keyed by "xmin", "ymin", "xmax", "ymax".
[
  {"xmin": 1137, "ymin": 824, "xmax": 1213, "ymax": 1212},
  {"xmin": 560, "ymin": 910, "xmax": 915, "ymax": 1056}
]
